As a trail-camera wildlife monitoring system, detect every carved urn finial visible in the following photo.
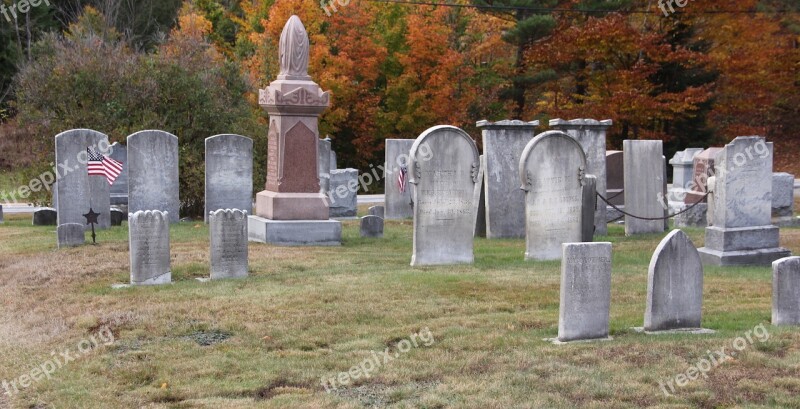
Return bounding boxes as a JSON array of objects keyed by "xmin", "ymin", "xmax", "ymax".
[{"xmin": 278, "ymin": 15, "xmax": 310, "ymax": 80}]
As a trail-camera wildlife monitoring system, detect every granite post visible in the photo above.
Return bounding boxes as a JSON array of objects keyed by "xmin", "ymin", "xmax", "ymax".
[
  {"xmin": 477, "ymin": 120, "xmax": 538, "ymax": 238},
  {"xmin": 550, "ymin": 119, "xmax": 613, "ymax": 236}
]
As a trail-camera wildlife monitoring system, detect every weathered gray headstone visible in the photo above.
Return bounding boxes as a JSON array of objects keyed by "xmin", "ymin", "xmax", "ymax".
[
  {"xmin": 673, "ymin": 203, "xmax": 708, "ymax": 228},
  {"xmin": 520, "ymin": 131, "xmax": 596, "ymax": 261},
  {"xmin": 330, "ymin": 149, "xmax": 338, "ymax": 171},
  {"xmin": 110, "ymin": 207, "xmax": 126, "ymax": 226},
  {"xmin": 33, "ymin": 208, "xmax": 57, "ymax": 226},
  {"xmin": 606, "ymin": 150, "xmax": 624, "ymax": 206},
  {"xmin": 360, "ymin": 215, "xmax": 384, "ymax": 238},
  {"xmin": 0, "ymin": 204, "xmax": 3, "ymax": 224},
  {"xmin": 57, "ymin": 223, "xmax": 85, "ymax": 248},
  {"xmin": 109, "ymin": 142, "xmax": 129, "ymax": 206},
  {"xmin": 204, "ymin": 134, "xmax": 254, "ymax": 222},
  {"xmin": 209, "ymin": 209, "xmax": 249, "ymax": 280},
  {"xmin": 645, "ymin": 230, "xmax": 704, "ymax": 331},
  {"xmin": 772, "ymin": 172, "xmax": 795, "ymax": 219},
  {"xmin": 550, "ymin": 119, "xmax": 613, "ymax": 236},
  {"xmin": 55, "ymin": 129, "xmax": 111, "ymax": 230},
  {"xmin": 368, "ymin": 205, "xmax": 384, "ymax": 218},
  {"xmin": 699, "ymin": 137, "xmax": 791, "ymax": 265},
  {"xmin": 127, "ymin": 130, "xmax": 180, "ymax": 223},
  {"xmin": 773, "ymin": 256, "xmax": 800, "ymax": 326},
  {"xmin": 623, "ymin": 140, "xmax": 667, "ymax": 235},
  {"xmin": 558, "ymin": 242, "xmax": 612, "ymax": 342},
  {"xmin": 477, "ymin": 120, "xmax": 538, "ymax": 239},
  {"xmin": 669, "ymin": 148, "xmax": 704, "ymax": 203},
  {"xmin": 384, "ymin": 139, "xmax": 415, "ymax": 219},
  {"xmin": 410, "ymin": 126, "xmax": 480, "ymax": 266},
  {"xmin": 329, "ymin": 169, "xmax": 358, "ymax": 217},
  {"xmin": 473, "ymin": 155, "xmax": 486, "ymax": 238},
  {"xmin": 129, "ymin": 210, "xmax": 171, "ymax": 285},
  {"xmin": 319, "ymin": 138, "xmax": 332, "ymax": 194}
]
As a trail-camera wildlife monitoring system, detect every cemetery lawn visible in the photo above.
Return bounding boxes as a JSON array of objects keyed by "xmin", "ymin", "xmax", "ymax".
[{"xmin": 1, "ymin": 210, "xmax": 800, "ymax": 409}]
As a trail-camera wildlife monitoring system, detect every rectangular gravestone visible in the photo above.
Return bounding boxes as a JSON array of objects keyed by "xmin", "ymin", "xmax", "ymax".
[
  {"xmin": 57, "ymin": 223, "xmax": 85, "ymax": 248},
  {"xmin": 645, "ymin": 230, "xmax": 704, "ymax": 331},
  {"xmin": 606, "ymin": 150, "xmax": 624, "ymax": 207},
  {"xmin": 669, "ymin": 148, "xmax": 704, "ymax": 203},
  {"xmin": 205, "ymin": 134, "xmax": 254, "ymax": 222},
  {"xmin": 520, "ymin": 131, "xmax": 596, "ymax": 261},
  {"xmin": 55, "ymin": 129, "xmax": 111, "ymax": 230},
  {"xmin": 360, "ymin": 215, "xmax": 384, "ymax": 238},
  {"xmin": 550, "ymin": 119, "xmax": 613, "ymax": 236},
  {"xmin": 129, "ymin": 210, "xmax": 171, "ymax": 285},
  {"xmin": 127, "ymin": 131, "xmax": 180, "ymax": 223},
  {"xmin": 699, "ymin": 137, "xmax": 790, "ymax": 265},
  {"xmin": 384, "ymin": 139, "xmax": 415, "ymax": 219},
  {"xmin": 773, "ymin": 256, "xmax": 800, "ymax": 326},
  {"xmin": 319, "ymin": 138, "xmax": 332, "ymax": 194},
  {"xmin": 209, "ymin": 209, "xmax": 249, "ymax": 279},
  {"xmin": 33, "ymin": 208, "xmax": 57, "ymax": 226},
  {"xmin": 329, "ymin": 169, "xmax": 358, "ymax": 217},
  {"xmin": 109, "ymin": 142, "xmax": 129, "ymax": 206},
  {"xmin": 623, "ymin": 140, "xmax": 667, "ymax": 235},
  {"xmin": 411, "ymin": 126, "xmax": 480, "ymax": 266},
  {"xmin": 558, "ymin": 242, "xmax": 613, "ymax": 342},
  {"xmin": 772, "ymin": 173, "xmax": 795, "ymax": 225},
  {"xmin": 477, "ymin": 120, "xmax": 538, "ymax": 238},
  {"xmin": 685, "ymin": 147, "xmax": 723, "ymax": 204},
  {"xmin": 473, "ymin": 155, "xmax": 486, "ymax": 237}
]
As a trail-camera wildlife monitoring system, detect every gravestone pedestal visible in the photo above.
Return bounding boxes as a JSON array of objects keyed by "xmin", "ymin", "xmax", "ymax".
[
  {"xmin": 698, "ymin": 137, "xmax": 790, "ymax": 266},
  {"xmin": 249, "ymin": 16, "xmax": 341, "ymax": 246}
]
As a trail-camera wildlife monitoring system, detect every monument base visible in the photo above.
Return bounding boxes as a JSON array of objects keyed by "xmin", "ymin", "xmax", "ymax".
[
  {"xmin": 698, "ymin": 225, "xmax": 791, "ymax": 266},
  {"xmin": 248, "ymin": 216, "xmax": 341, "ymax": 246},
  {"xmin": 255, "ymin": 191, "xmax": 329, "ymax": 221}
]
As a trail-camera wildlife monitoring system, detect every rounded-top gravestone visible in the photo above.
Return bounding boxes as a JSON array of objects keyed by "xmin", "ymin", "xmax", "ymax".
[
  {"xmin": 127, "ymin": 130, "xmax": 180, "ymax": 223},
  {"xmin": 205, "ymin": 134, "xmax": 254, "ymax": 222},
  {"xmin": 55, "ymin": 129, "xmax": 111, "ymax": 230}
]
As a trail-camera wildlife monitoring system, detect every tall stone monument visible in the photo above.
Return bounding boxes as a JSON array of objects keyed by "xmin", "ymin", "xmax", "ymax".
[
  {"xmin": 550, "ymin": 119, "xmax": 613, "ymax": 236},
  {"xmin": 477, "ymin": 120, "xmax": 539, "ymax": 239},
  {"xmin": 248, "ymin": 16, "xmax": 341, "ymax": 246},
  {"xmin": 520, "ymin": 131, "xmax": 596, "ymax": 261},
  {"xmin": 698, "ymin": 137, "xmax": 791, "ymax": 265},
  {"xmin": 410, "ymin": 126, "xmax": 480, "ymax": 266}
]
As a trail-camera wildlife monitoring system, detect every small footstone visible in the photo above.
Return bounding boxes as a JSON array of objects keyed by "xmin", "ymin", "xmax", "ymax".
[
  {"xmin": 368, "ymin": 206, "xmax": 385, "ymax": 218},
  {"xmin": 773, "ymin": 256, "xmax": 800, "ymax": 326},
  {"xmin": 57, "ymin": 223, "xmax": 85, "ymax": 248},
  {"xmin": 360, "ymin": 215, "xmax": 384, "ymax": 238}
]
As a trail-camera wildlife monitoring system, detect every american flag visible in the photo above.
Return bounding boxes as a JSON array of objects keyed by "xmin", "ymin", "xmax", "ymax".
[
  {"xmin": 397, "ymin": 164, "xmax": 408, "ymax": 194},
  {"xmin": 87, "ymin": 147, "xmax": 123, "ymax": 186}
]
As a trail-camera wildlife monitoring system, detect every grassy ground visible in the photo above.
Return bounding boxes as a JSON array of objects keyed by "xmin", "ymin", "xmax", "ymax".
[{"xmin": 1, "ymin": 208, "xmax": 800, "ymax": 409}]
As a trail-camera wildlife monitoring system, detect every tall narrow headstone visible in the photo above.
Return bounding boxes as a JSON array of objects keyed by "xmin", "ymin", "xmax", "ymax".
[
  {"xmin": 606, "ymin": 150, "xmax": 624, "ymax": 206},
  {"xmin": 520, "ymin": 131, "xmax": 596, "ymax": 261},
  {"xmin": 129, "ymin": 210, "xmax": 171, "ymax": 285},
  {"xmin": 384, "ymin": 139, "xmax": 415, "ymax": 219},
  {"xmin": 109, "ymin": 142, "xmax": 129, "ymax": 206},
  {"xmin": 318, "ymin": 138, "xmax": 332, "ymax": 194},
  {"xmin": 772, "ymin": 172, "xmax": 795, "ymax": 226},
  {"xmin": 773, "ymin": 256, "xmax": 800, "ymax": 326},
  {"xmin": 473, "ymin": 155, "xmax": 486, "ymax": 238},
  {"xmin": 55, "ymin": 129, "xmax": 111, "ymax": 230},
  {"xmin": 623, "ymin": 140, "xmax": 667, "ymax": 235},
  {"xmin": 558, "ymin": 242, "xmax": 612, "ymax": 342},
  {"xmin": 698, "ymin": 137, "xmax": 790, "ymax": 265},
  {"xmin": 410, "ymin": 126, "xmax": 480, "ymax": 266},
  {"xmin": 249, "ymin": 16, "xmax": 341, "ymax": 246},
  {"xmin": 57, "ymin": 223, "xmax": 85, "ymax": 248},
  {"xmin": 477, "ymin": 120, "xmax": 538, "ymax": 238},
  {"xmin": 645, "ymin": 230, "xmax": 704, "ymax": 331},
  {"xmin": 209, "ymin": 209, "xmax": 249, "ymax": 279},
  {"xmin": 205, "ymin": 134, "xmax": 254, "ymax": 222},
  {"xmin": 127, "ymin": 130, "xmax": 180, "ymax": 223},
  {"xmin": 550, "ymin": 119, "xmax": 613, "ymax": 236}
]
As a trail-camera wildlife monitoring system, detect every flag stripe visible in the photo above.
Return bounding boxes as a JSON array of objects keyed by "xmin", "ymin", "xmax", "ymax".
[{"xmin": 87, "ymin": 147, "xmax": 124, "ymax": 186}]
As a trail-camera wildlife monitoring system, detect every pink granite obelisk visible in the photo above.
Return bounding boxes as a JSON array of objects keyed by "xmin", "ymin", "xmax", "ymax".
[{"xmin": 256, "ymin": 15, "xmax": 330, "ymax": 221}]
